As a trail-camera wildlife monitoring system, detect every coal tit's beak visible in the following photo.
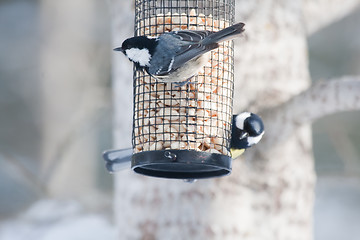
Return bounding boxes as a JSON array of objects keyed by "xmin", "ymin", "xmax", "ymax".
[{"xmin": 113, "ymin": 47, "xmax": 124, "ymax": 53}]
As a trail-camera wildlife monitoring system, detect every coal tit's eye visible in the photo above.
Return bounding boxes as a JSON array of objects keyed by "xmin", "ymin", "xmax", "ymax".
[{"xmin": 121, "ymin": 41, "xmax": 129, "ymax": 50}]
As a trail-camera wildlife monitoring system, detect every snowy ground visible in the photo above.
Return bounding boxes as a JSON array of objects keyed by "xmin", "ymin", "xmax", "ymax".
[
  {"xmin": 0, "ymin": 199, "xmax": 116, "ymax": 240},
  {"xmin": 1, "ymin": 176, "xmax": 360, "ymax": 240}
]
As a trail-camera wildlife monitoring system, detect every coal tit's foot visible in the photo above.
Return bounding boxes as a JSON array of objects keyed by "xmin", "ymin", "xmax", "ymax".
[
  {"xmin": 183, "ymin": 179, "xmax": 197, "ymax": 183},
  {"xmin": 173, "ymin": 77, "xmax": 196, "ymax": 88}
]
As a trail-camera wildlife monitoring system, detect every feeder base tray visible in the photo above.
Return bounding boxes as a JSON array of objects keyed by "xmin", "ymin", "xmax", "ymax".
[{"xmin": 132, "ymin": 150, "xmax": 232, "ymax": 179}]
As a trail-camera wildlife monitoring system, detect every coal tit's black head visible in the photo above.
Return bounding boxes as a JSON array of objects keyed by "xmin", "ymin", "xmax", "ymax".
[
  {"xmin": 231, "ymin": 112, "xmax": 264, "ymax": 149},
  {"xmin": 114, "ymin": 36, "xmax": 158, "ymax": 67},
  {"xmin": 121, "ymin": 36, "xmax": 156, "ymax": 51}
]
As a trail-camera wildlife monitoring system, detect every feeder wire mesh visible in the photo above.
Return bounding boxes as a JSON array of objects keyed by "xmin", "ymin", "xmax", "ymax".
[{"xmin": 131, "ymin": 0, "xmax": 236, "ymax": 179}]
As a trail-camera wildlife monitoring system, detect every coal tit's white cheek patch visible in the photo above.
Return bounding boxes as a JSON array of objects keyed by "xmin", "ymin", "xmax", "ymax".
[
  {"xmin": 235, "ymin": 112, "xmax": 251, "ymax": 130},
  {"xmin": 125, "ymin": 48, "xmax": 151, "ymax": 67}
]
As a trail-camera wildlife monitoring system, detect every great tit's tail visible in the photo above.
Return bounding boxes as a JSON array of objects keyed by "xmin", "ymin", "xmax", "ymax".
[
  {"xmin": 201, "ymin": 22, "xmax": 245, "ymax": 46},
  {"xmin": 103, "ymin": 148, "xmax": 132, "ymax": 173}
]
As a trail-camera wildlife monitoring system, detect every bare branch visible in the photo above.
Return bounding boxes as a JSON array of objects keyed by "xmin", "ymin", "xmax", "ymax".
[
  {"xmin": 259, "ymin": 76, "xmax": 360, "ymax": 150},
  {"xmin": 303, "ymin": 0, "xmax": 360, "ymax": 35}
]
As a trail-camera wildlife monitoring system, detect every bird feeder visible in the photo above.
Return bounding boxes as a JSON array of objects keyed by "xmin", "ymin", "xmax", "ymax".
[{"xmin": 131, "ymin": 0, "xmax": 235, "ymax": 179}]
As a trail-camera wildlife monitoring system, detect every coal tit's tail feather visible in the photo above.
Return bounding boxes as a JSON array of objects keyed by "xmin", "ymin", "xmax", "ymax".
[{"xmin": 201, "ymin": 22, "xmax": 245, "ymax": 46}]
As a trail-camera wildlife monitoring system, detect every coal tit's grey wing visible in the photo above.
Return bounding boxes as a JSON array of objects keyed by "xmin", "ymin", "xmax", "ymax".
[
  {"xmin": 162, "ymin": 43, "xmax": 218, "ymax": 76},
  {"xmin": 148, "ymin": 31, "xmax": 217, "ymax": 76},
  {"xmin": 102, "ymin": 148, "xmax": 132, "ymax": 173},
  {"xmin": 147, "ymin": 34, "xmax": 181, "ymax": 76},
  {"xmin": 169, "ymin": 30, "xmax": 212, "ymax": 42}
]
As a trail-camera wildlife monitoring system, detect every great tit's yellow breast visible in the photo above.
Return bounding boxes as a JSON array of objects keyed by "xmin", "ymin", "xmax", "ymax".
[{"xmin": 230, "ymin": 148, "xmax": 245, "ymax": 159}]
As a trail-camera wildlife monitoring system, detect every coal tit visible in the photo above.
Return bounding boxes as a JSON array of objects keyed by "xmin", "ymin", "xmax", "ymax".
[
  {"xmin": 230, "ymin": 112, "xmax": 265, "ymax": 159},
  {"xmin": 102, "ymin": 112, "xmax": 264, "ymax": 172},
  {"xmin": 114, "ymin": 22, "xmax": 245, "ymax": 84}
]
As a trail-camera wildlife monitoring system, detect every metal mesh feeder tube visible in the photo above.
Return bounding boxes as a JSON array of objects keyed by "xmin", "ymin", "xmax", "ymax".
[{"xmin": 132, "ymin": 0, "xmax": 235, "ymax": 179}]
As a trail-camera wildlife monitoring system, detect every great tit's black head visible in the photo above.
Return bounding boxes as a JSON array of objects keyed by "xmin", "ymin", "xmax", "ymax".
[
  {"xmin": 114, "ymin": 36, "xmax": 157, "ymax": 67},
  {"xmin": 243, "ymin": 113, "xmax": 264, "ymax": 137},
  {"xmin": 231, "ymin": 112, "xmax": 265, "ymax": 149}
]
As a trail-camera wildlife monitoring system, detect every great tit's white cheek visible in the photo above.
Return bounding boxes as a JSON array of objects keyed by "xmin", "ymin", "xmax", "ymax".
[
  {"xmin": 235, "ymin": 112, "xmax": 251, "ymax": 130},
  {"xmin": 247, "ymin": 131, "xmax": 264, "ymax": 146},
  {"xmin": 125, "ymin": 48, "xmax": 151, "ymax": 66}
]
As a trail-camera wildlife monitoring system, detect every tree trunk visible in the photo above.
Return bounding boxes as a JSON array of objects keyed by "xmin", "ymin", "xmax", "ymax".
[
  {"xmin": 112, "ymin": 0, "xmax": 360, "ymax": 239},
  {"xmin": 232, "ymin": 2, "xmax": 313, "ymax": 238}
]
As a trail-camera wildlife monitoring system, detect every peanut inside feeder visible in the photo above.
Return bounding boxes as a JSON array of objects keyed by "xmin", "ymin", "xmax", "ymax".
[{"xmin": 132, "ymin": 4, "xmax": 235, "ymax": 179}]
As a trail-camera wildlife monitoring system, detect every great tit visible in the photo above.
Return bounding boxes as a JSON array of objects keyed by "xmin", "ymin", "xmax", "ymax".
[
  {"xmin": 230, "ymin": 112, "xmax": 264, "ymax": 159},
  {"xmin": 103, "ymin": 112, "xmax": 264, "ymax": 173},
  {"xmin": 114, "ymin": 23, "xmax": 245, "ymax": 84}
]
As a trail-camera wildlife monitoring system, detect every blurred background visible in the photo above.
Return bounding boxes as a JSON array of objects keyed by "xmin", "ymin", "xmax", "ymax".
[{"xmin": 0, "ymin": 0, "xmax": 359, "ymax": 239}]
